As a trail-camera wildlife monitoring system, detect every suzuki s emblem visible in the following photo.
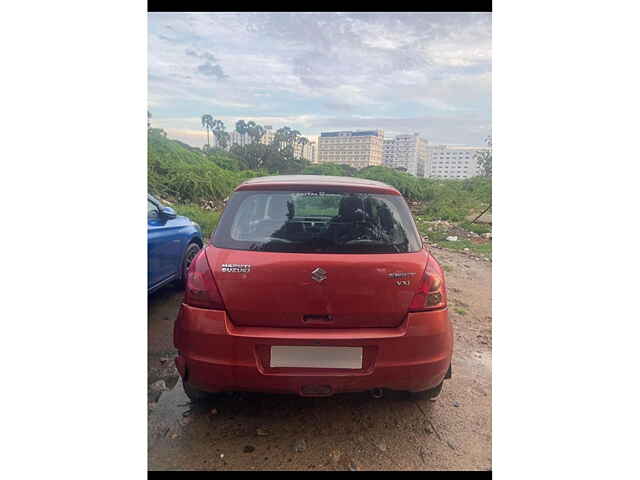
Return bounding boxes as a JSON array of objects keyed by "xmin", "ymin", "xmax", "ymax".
[{"xmin": 311, "ymin": 267, "xmax": 327, "ymax": 283}]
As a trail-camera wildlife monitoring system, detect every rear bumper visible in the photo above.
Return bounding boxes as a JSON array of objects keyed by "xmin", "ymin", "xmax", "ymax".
[{"xmin": 174, "ymin": 304, "xmax": 453, "ymax": 396}]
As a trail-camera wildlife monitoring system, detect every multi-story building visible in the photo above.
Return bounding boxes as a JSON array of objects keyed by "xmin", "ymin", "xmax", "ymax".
[
  {"xmin": 427, "ymin": 145, "xmax": 489, "ymax": 179},
  {"xmin": 383, "ymin": 139, "xmax": 395, "ymax": 165},
  {"xmin": 261, "ymin": 125, "xmax": 276, "ymax": 145},
  {"xmin": 300, "ymin": 141, "xmax": 316, "ymax": 163},
  {"xmin": 309, "ymin": 141, "xmax": 318, "ymax": 164},
  {"xmin": 317, "ymin": 130, "xmax": 384, "ymax": 169},
  {"xmin": 291, "ymin": 139, "xmax": 315, "ymax": 162},
  {"xmin": 382, "ymin": 133, "xmax": 428, "ymax": 177}
]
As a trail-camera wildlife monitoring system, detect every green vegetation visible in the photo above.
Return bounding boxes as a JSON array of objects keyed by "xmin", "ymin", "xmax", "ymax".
[
  {"xmin": 476, "ymin": 135, "xmax": 492, "ymax": 178},
  {"xmin": 148, "ymin": 129, "xmax": 262, "ymax": 203},
  {"xmin": 173, "ymin": 204, "xmax": 221, "ymax": 239},
  {"xmin": 293, "ymin": 194, "xmax": 341, "ymax": 217},
  {"xmin": 441, "ymin": 238, "xmax": 492, "ymax": 257},
  {"xmin": 354, "ymin": 166, "xmax": 491, "ymax": 222},
  {"xmin": 302, "ymin": 163, "xmax": 358, "ymax": 177},
  {"xmin": 454, "ymin": 307, "xmax": 468, "ymax": 316},
  {"xmin": 148, "ymin": 126, "xmax": 491, "ymax": 257},
  {"xmin": 458, "ymin": 221, "xmax": 492, "ymax": 235},
  {"xmin": 229, "ymin": 143, "xmax": 309, "ymax": 173},
  {"xmin": 414, "ymin": 218, "xmax": 492, "ymax": 259}
]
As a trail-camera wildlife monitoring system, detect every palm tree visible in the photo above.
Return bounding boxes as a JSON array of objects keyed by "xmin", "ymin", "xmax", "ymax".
[
  {"xmin": 275, "ymin": 126, "xmax": 292, "ymax": 152},
  {"xmin": 296, "ymin": 136, "xmax": 309, "ymax": 159},
  {"xmin": 289, "ymin": 129, "xmax": 301, "ymax": 155},
  {"xmin": 211, "ymin": 119, "xmax": 227, "ymax": 149},
  {"xmin": 235, "ymin": 120, "xmax": 248, "ymax": 136},
  {"xmin": 246, "ymin": 121, "xmax": 265, "ymax": 144},
  {"xmin": 201, "ymin": 114, "xmax": 214, "ymax": 148},
  {"xmin": 218, "ymin": 131, "xmax": 230, "ymax": 150},
  {"xmin": 256, "ymin": 125, "xmax": 266, "ymax": 143},
  {"xmin": 235, "ymin": 120, "xmax": 248, "ymax": 146},
  {"xmin": 246, "ymin": 121, "xmax": 256, "ymax": 143}
]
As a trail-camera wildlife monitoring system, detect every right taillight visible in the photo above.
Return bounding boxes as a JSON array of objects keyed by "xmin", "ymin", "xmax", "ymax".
[
  {"xmin": 408, "ymin": 257, "xmax": 447, "ymax": 312},
  {"xmin": 184, "ymin": 249, "xmax": 225, "ymax": 310}
]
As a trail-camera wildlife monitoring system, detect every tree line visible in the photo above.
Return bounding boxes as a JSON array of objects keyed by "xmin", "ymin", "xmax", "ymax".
[
  {"xmin": 200, "ymin": 114, "xmax": 315, "ymax": 174},
  {"xmin": 149, "ymin": 111, "xmax": 491, "ymax": 179}
]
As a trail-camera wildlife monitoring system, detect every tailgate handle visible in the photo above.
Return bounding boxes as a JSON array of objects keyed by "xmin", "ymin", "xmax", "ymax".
[{"xmin": 303, "ymin": 314, "xmax": 333, "ymax": 324}]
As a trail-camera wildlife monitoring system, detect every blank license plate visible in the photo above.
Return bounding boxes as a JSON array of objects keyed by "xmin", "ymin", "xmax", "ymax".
[{"xmin": 270, "ymin": 346, "xmax": 363, "ymax": 369}]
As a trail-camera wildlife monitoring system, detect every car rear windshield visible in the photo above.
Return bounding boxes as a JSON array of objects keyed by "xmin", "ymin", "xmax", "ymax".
[{"xmin": 212, "ymin": 190, "xmax": 423, "ymax": 254}]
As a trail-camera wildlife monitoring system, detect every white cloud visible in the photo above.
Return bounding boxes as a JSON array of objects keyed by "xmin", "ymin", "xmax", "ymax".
[{"xmin": 148, "ymin": 12, "xmax": 491, "ymax": 147}]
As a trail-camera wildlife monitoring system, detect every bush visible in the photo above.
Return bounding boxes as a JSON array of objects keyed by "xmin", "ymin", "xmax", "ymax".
[
  {"xmin": 458, "ymin": 221, "xmax": 492, "ymax": 235},
  {"xmin": 417, "ymin": 178, "xmax": 491, "ymax": 222},
  {"xmin": 303, "ymin": 163, "xmax": 357, "ymax": 177},
  {"xmin": 173, "ymin": 204, "xmax": 221, "ymax": 239},
  {"xmin": 148, "ymin": 130, "xmax": 261, "ymax": 203},
  {"xmin": 148, "ymin": 131, "xmax": 491, "ymax": 228}
]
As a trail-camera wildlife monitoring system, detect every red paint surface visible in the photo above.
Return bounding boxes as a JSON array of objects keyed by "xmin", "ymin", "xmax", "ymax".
[
  {"xmin": 174, "ymin": 303, "xmax": 452, "ymax": 395},
  {"xmin": 206, "ymin": 244, "xmax": 430, "ymax": 329},
  {"xmin": 173, "ymin": 177, "xmax": 453, "ymax": 396}
]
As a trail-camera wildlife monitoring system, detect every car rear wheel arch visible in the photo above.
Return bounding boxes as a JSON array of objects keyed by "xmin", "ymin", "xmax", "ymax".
[{"xmin": 178, "ymin": 241, "xmax": 202, "ymax": 282}]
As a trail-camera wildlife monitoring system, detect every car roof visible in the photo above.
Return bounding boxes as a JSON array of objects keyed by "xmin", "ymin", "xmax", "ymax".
[{"xmin": 235, "ymin": 175, "xmax": 401, "ymax": 195}]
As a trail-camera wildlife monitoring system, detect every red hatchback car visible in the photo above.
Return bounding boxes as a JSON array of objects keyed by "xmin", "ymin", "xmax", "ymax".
[{"xmin": 174, "ymin": 175, "xmax": 452, "ymax": 401}]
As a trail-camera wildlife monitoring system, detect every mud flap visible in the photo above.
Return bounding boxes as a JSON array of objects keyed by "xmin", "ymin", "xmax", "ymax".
[{"xmin": 445, "ymin": 364, "xmax": 452, "ymax": 379}]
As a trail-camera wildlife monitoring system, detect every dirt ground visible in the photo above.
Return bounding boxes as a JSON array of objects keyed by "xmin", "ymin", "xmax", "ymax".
[{"xmin": 148, "ymin": 246, "xmax": 492, "ymax": 471}]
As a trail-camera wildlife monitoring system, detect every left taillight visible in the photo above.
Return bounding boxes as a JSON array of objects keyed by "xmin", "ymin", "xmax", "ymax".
[
  {"xmin": 184, "ymin": 249, "xmax": 225, "ymax": 310},
  {"xmin": 408, "ymin": 256, "xmax": 447, "ymax": 312}
]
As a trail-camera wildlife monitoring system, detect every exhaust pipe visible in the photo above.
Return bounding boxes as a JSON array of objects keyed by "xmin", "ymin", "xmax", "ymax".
[{"xmin": 371, "ymin": 388, "xmax": 384, "ymax": 399}]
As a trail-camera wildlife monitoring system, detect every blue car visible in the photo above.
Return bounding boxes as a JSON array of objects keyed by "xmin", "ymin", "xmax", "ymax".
[{"xmin": 148, "ymin": 194, "xmax": 203, "ymax": 293}]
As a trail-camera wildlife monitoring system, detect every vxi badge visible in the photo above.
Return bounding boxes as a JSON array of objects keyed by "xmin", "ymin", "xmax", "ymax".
[{"xmin": 387, "ymin": 272, "xmax": 416, "ymax": 279}]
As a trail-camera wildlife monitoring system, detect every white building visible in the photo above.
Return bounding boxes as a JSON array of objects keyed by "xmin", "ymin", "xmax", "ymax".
[
  {"xmin": 382, "ymin": 133, "xmax": 428, "ymax": 177},
  {"xmin": 317, "ymin": 130, "xmax": 384, "ymax": 169},
  {"xmin": 291, "ymin": 139, "xmax": 315, "ymax": 162},
  {"xmin": 304, "ymin": 141, "xmax": 317, "ymax": 163},
  {"xmin": 383, "ymin": 139, "xmax": 394, "ymax": 164},
  {"xmin": 311, "ymin": 141, "xmax": 318, "ymax": 163},
  {"xmin": 261, "ymin": 125, "xmax": 276, "ymax": 145},
  {"xmin": 427, "ymin": 145, "xmax": 489, "ymax": 179}
]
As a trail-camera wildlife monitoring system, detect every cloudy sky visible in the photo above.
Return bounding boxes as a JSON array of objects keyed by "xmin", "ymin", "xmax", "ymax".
[{"xmin": 148, "ymin": 12, "xmax": 491, "ymax": 147}]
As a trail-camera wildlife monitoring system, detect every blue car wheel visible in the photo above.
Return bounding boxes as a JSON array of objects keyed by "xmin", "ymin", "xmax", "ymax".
[{"xmin": 178, "ymin": 242, "xmax": 202, "ymax": 287}]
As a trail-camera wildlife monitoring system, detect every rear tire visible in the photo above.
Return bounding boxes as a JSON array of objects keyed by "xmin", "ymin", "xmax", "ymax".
[
  {"xmin": 410, "ymin": 379, "xmax": 444, "ymax": 401},
  {"xmin": 182, "ymin": 380, "xmax": 212, "ymax": 403},
  {"xmin": 176, "ymin": 242, "xmax": 201, "ymax": 287}
]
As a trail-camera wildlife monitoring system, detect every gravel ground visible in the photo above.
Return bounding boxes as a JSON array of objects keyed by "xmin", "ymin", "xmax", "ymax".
[{"xmin": 148, "ymin": 247, "xmax": 491, "ymax": 471}]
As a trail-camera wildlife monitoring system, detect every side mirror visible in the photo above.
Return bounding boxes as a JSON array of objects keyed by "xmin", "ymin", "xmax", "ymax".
[{"xmin": 159, "ymin": 206, "xmax": 177, "ymax": 219}]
